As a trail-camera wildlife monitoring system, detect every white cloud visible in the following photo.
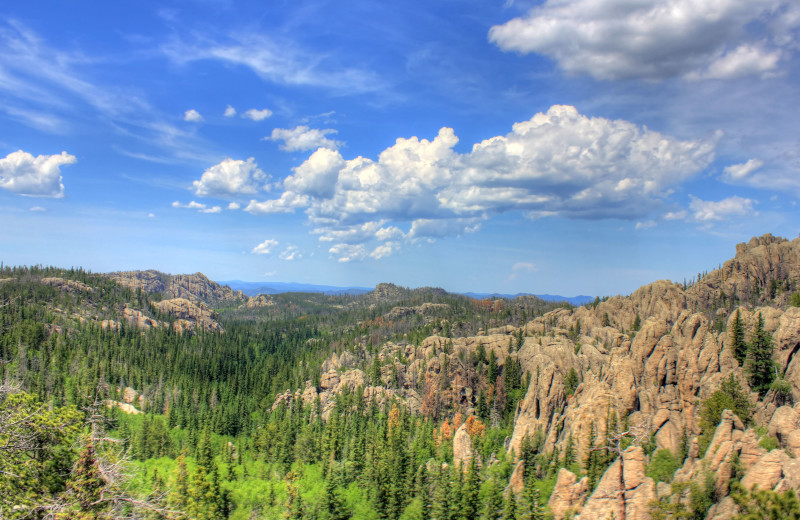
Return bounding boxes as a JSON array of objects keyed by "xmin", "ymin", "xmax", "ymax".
[
  {"xmin": 250, "ymin": 105, "xmax": 716, "ymax": 261},
  {"xmin": 692, "ymin": 45, "xmax": 782, "ymax": 80},
  {"xmin": 722, "ymin": 158, "xmax": 764, "ymax": 180},
  {"xmin": 171, "ymin": 200, "xmax": 220, "ymax": 213},
  {"xmin": 244, "ymin": 191, "xmax": 309, "ymax": 214},
  {"xmin": 489, "ymin": 0, "xmax": 796, "ymax": 81},
  {"xmin": 512, "ymin": 262, "xmax": 536, "ymax": 273},
  {"xmin": 192, "ymin": 158, "xmax": 267, "ymax": 197},
  {"xmin": 0, "ymin": 150, "xmax": 75, "ymax": 197},
  {"xmin": 267, "ymin": 126, "xmax": 343, "ymax": 152},
  {"xmin": 227, "ymin": 202, "xmax": 241, "ymax": 210},
  {"xmin": 184, "ymin": 109, "xmax": 203, "ymax": 122},
  {"xmin": 252, "ymin": 239, "xmax": 278, "ymax": 255},
  {"xmin": 283, "ymin": 147, "xmax": 345, "ymax": 198},
  {"xmin": 689, "ymin": 195, "xmax": 756, "ymax": 221},
  {"xmin": 224, "ymin": 105, "xmax": 236, "ymax": 117},
  {"xmin": 635, "ymin": 220, "xmax": 658, "ymax": 230},
  {"xmin": 147, "ymin": 212, "xmax": 155, "ymax": 218},
  {"xmin": 162, "ymin": 33, "xmax": 383, "ymax": 94},
  {"xmin": 242, "ymin": 108, "xmax": 272, "ymax": 121},
  {"xmin": 29, "ymin": 206, "xmax": 45, "ymax": 211},
  {"xmin": 664, "ymin": 210, "xmax": 688, "ymax": 220},
  {"xmin": 279, "ymin": 245, "xmax": 301, "ymax": 261}
]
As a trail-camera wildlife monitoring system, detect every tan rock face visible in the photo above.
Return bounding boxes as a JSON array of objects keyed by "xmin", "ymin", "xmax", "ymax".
[
  {"xmin": 577, "ymin": 447, "xmax": 655, "ymax": 520},
  {"xmin": 548, "ymin": 468, "xmax": 589, "ymax": 520},
  {"xmin": 153, "ymin": 298, "xmax": 223, "ymax": 333},
  {"xmin": 452, "ymin": 423, "xmax": 474, "ymax": 469},
  {"xmin": 107, "ymin": 270, "xmax": 244, "ymax": 305}
]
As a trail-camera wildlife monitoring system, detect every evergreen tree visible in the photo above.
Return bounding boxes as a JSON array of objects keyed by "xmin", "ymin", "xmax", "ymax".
[
  {"xmin": 459, "ymin": 459, "xmax": 480, "ymax": 520},
  {"xmin": 730, "ymin": 310, "xmax": 747, "ymax": 365},
  {"xmin": 747, "ymin": 313, "xmax": 775, "ymax": 396},
  {"xmin": 502, "ymin": 491, "xmax": 516, "ymax": 520}
]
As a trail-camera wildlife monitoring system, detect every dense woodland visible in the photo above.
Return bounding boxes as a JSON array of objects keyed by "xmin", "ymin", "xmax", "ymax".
[{"xmin": 1, "ymin": 264, "xmax": 798, "ymax": 520}]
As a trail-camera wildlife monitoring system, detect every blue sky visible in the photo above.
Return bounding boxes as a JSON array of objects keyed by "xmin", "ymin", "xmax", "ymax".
[{"xmin": 1, "ymin": 0, "xmax": 799, "ymax": 296}]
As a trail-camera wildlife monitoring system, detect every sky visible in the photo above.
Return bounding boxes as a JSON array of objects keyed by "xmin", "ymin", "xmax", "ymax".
[{"xmin": 0, "ymin": 0, "xmax": 799, "ymax": 296}]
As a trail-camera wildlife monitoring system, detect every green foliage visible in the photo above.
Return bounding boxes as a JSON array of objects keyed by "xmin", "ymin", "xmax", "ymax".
[
  {"xmin": 563, "ymin": 368, "xmax": 579, "ymax": 397},
  {"xmin": 698, "ymin": 375, "xmax": 753, "ymax": 456},
  {"xmin": 730, "ymin": 310, "xmax": 747, "ymax": 365},
  {"xmin": 0, "ymin": 390, "xmax": 82, "ymax": 519},
  {"xmin": 646, "ymin": 449, "xmax": 680, "ymax": 483},
  {"xmin": 759, "ymin": 436, "xmax": 780, "ymax": 451},
  {"xmin": 732, "ymin": 484, "xmax": 800, "ymax": 519},
  {"xmin": 747, "ymin": 313, "xmax": 775, "ymax": 396}
]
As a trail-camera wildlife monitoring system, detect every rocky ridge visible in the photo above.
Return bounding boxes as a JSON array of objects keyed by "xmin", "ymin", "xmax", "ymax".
[{"xmin": 277, "ymin": 234, "xmax": 800, "ymax": 519}]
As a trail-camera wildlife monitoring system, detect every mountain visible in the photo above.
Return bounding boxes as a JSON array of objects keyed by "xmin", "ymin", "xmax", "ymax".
[
  {"xmin": 463, "ymin": 291, "xmax": 594, "ymax": 305},
  {"xmin": 218, "ymin": 279, "xmax": 372, "ymax": 296},
  {"xmin": 221, "ymin": 279, "xmax": 593, "ymax": 305},
  {"xmin": 4, "ymin": 233, "xmax": 800, "ymax": 520},
  {"xmin": 107, "ymin": 269, "xmax": 245, "ymax": 304}
]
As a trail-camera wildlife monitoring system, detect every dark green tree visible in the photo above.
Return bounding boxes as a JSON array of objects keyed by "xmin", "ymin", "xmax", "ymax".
[
  {"xmin": 730, "ymin": 310, "xmax": 747, "ymax": 365},
  {"xmin": 747, "ymin": 313, "xmax": 775, "ymax": 396}
]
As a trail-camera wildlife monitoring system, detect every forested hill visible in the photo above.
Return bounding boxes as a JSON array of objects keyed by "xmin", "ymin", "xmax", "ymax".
[{"xmin": 3, "ymin": 234, "xmax": 800, "ymax": 520}]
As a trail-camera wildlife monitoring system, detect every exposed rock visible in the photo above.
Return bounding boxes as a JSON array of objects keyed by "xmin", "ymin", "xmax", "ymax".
[
  {"xmin": 40, "ymin": 277, "xmax": 94, "ymax": 293},
  {"xmin": 153, "ymin": 298, "xmax": 223, "ymax": 333},
  {"xmin": 548, "ymin": 468, "xmax": 589, "ymax": 520},
  {"xmin": 577, "ymin": 446, "xmax": 655, "ymax": 520},
  {"xmin": 452, "ymin": 423, "xmax": 473, "ymax": 469},
  {"xmin": 243, "ymin": 294, "xmax": 275, "ymax": 308},
  {"xmin": 107, "ymin": 270, "xmax": 244, "ymax": 305},
  {"xmin": 741, "ymin": 449, "xmax": 790, "ymax": 491},
  {"xmin": 105, "ymin": 400, "xmax": 143, "ymax": 415}
]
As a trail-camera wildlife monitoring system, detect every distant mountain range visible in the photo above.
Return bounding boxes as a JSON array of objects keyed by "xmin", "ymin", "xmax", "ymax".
[
  {"xmin": 219, "ymin": 280, "xmax": 373, "ymax": 296},
  {"xmin": 218, "ymin": 279, "xmax": 593, "ymax": 305}
]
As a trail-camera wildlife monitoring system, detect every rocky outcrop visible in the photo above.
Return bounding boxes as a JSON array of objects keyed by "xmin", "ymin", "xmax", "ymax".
[
  {"xmin": 107, "ymin": 270, "xmax": 244, "ymax": 305},
  {"xmin": 385, "ymin": 303, "xmax": 449, "ymax": 321},
  {"xmin": 577, "ymin": 447, "xmax": 656, "ymax": 520},
  {"xmin": 40, "ymin": 277, "xmax": 94, "ymax": 293},
  {"xmin": 549, "ymin": 468, "xmax": 589, "ymax": 519},
  {"xmin": 452, "ymin": 423, "xmax": 474, "ymax": 469},
  {"xmin": 243, "ymin": 294, "xmax": 275, "ymax": 308},
  {"xmin": 153, "ymin": 298, "xmax": 223, "ymax": 333}
]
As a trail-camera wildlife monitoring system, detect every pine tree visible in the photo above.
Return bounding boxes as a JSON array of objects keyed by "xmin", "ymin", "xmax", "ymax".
[
  {"xmin": 502, "ymin": 491, "xmax": 516, "ymax": 520},
  {"xmin": 61, "ymin": 444, "xmax": 106, "ymax": 520},
  {"xmin": 482, "ymin": 479, "xmax": 503, "ymax": 520},
  {"xmin": 460, "ymin": 459, "xmax": 480, "ymax": 520},
  {"xmin": 747, "ymin": 313, "xmax": 775, "ymax": 396},
  {"xmin": 730, "ymin": 310, "xmax": 747, "ymax": 365}
]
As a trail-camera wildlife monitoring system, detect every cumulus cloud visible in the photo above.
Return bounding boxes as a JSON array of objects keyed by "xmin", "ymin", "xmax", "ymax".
[
  {"xmin": 248, "ymin": 105, "xmax": 716, "ymax": 261},
  {"xmin": 192, "ymin": 158, "xmax": 267, "ymax": 197},
  {"xmin": 252, "ymin": 239, "xmax": 278, "ymax": 255},
  {"xmin": 283, "ymin": 148, "xmax": 345, "ymax": 198},
  {"xmin": 171, "ymin": 200, "xmax": 221, "ymax": 213},
  {"xmin": 267, "ymin": 126, "xmax": 343, "ymax": 152},
  {"xmin": 184, "ymin": 109, "xmax": 203, "ymax": 122},
  {"xmin": 227, "ymin": 202, "xmax": 241, "ymax": 210},
  {"xmin": 689, "ymin": 195, "xmax": 756, "ymax": 221},
  {"xmin": 224, "ymin": 105, "xmax": 236, "ymax": 117},
  {"xmin": 244, "ymin": 191, "xmax": 309, "ymax": 214},
  {"xmin": 0, "ymin": 150, "xmax": 75, "ymax": 197},
  {"xmin": 722, "ymin": 158, "xmax": 764, "ymax": 180},
  {"xmin": 489, "ymin": 0, "xmax": 796, "ymax": 81},
  {"xmin": 242, "ymin": 108, "xmax": 272, "ymax": 121}
]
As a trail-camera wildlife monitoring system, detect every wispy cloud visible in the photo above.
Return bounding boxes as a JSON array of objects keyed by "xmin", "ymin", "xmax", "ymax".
[{"xmin": 162, "ymin": 32, "xmax": 385, "ymax": 94}]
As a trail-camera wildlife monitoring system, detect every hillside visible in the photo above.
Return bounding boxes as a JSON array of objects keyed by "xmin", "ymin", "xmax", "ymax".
[{"xmin": 2, "ymin": 233, "xmax": 800, "ymax": 520}]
